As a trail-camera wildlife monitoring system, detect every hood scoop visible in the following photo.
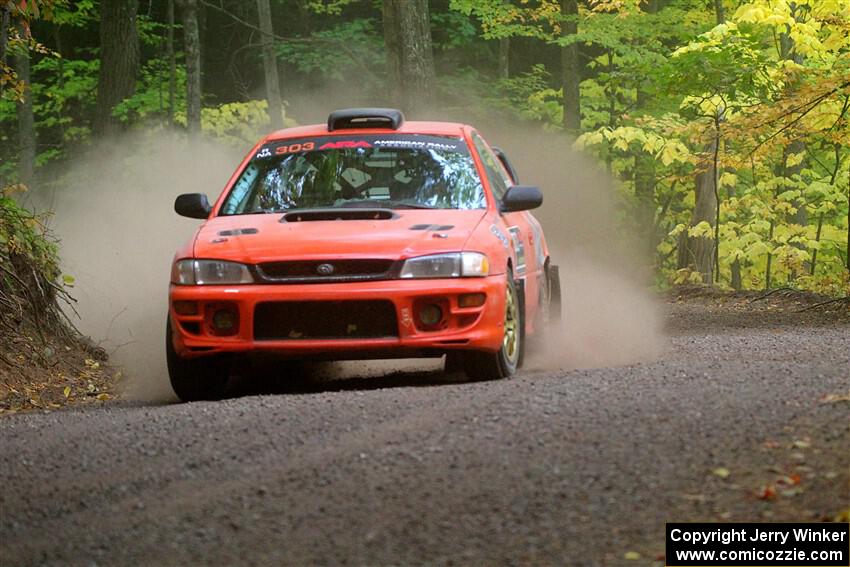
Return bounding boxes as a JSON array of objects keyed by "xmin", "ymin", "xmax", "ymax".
[{"xmin": 281, "ymin": 209, "xmax": 397, "ymax": 223}]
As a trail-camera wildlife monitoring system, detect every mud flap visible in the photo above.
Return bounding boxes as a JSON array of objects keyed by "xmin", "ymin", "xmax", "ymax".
[
  {"xmin": 548, "ymin": 265, "xmax": 562, "ymax": 322},
  {"xmin": 516, "ymin": 277, "xmax": 526, "ymax": 369}
]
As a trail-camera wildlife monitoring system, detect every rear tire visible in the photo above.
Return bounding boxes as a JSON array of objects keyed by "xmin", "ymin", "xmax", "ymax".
[
  {"xmin": 462, "ymin": 271, "xmax": 523, "ymax": 381},
  {"xmin": 166, "ymin": 319, "xmax": 230, "ymax": 402}
]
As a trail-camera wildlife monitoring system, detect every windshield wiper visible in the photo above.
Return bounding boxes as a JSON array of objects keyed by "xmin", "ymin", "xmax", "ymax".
[{"xmin": 339, "ymin": 199, "xmax": 438, "ymax": 210}]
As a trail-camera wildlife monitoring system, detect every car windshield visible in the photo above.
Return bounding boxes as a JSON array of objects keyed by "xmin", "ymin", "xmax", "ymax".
[{"xmin": 219, "ymin": 135, "xmax": 486, "ymax": 215}]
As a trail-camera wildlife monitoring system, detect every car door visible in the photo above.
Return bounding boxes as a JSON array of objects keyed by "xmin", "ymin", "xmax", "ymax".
[{"xmin": 469, "ymin": 132, "xmax": 544, "ymax": 329}]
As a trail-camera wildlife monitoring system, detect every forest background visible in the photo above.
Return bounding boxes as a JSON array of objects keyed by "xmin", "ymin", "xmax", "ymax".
[{"xmin": 2, "ymin": 0, "xmax": 849, "ymax": 298}]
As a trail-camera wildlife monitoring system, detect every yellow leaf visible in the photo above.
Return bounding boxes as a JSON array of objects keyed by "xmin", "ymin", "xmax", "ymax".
[
  {"xmin": 785, "ymin": 151, "xmax": 805, "ymax": 168},
  {"xmin": 719, "ymin": 172, "xmax": 738, "ymax": 188},
  {"xmin": 96, "ymin": 393, "xmax": 110, "ymax": 401},
  {"xmin": 713, "ymin": 467, "xmax": 731, "ymax": 479},
  {"xmin": 624, "ymin": 551, "xmax": 641, "ymax": 560},
  {"xmin": 63, "ymin": 386, "xmax": 71, "ymax": 398}
]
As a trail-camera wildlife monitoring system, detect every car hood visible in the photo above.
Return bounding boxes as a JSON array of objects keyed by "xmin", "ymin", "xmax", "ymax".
[{"xmin": 191, "ymin": 209, "xmax": 488, "ymax": 263}]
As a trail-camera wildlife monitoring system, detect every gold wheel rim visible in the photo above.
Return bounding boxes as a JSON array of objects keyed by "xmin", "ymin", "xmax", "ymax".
[{"xmin": 503, "ymin": 280, "xmax": 519, "ymax": 364}]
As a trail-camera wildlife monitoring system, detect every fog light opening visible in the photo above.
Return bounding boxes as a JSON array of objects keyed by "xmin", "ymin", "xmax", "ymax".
[
  {"xmin": 212, "ymin": 309, "xmax": 236, "ymax": 331},
  {"xmin": 458, "ymin": 293, "xmax": 486, "ymax": 308},
  {"xmin": 418, "ymin": 304, "xmax": 443, "ymax": 327}
]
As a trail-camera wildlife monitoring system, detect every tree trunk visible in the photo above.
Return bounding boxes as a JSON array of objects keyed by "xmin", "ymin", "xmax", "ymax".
[
  {"xmin": 1, "ymin": 6, "xmax": 9, "ymax": 66},
  {"xmin": 677, "ymin": 139, "xmax": 718, "ymax": 284},
  {"xmin": 382, "ymin": 0, "xmax": 436, "ymax": 116},
  {"xmin": 15, "ymin": 23, "xmax": 34, "ymax": 187},
  {"xmin": 765, "ymin": 220, "xmax": 775, "ymax": 289},
  {"xmin": 779, "ymin": 5, "xmax": 808, "ymax": 278},
  {"xmin": 498, "ymin": 37, "xmax": 509, "ymax": 79},
  {"xmin": 167, "ymin": 0, "xmax": 176, "ymax": 126},
  {"xmin": 634, "ymin": 154, "xmax": 656, "ymax": 261},
  {"xmin": 179, "ymin": 0, "xmax": 202, "ymax": 135},
  {"xmin": 94, "ymin": 0, "xmax": 139, "ymax": 136},
  {"xmin": 810, "ymin": 213, "xmax": 823, "ymax": 276},
  {"xmin": 713, "ymin": 0, "xmax": 725, "ymax": 25},
  {"xmin": 731, "ymin": 260, "xmax": 742, "ymax": 290},
  {"xmin": 256, "ymin": 0, "xmax": 283, "ymax": 130},
  {"xmin": 560, "ymin": 0, "xmax": 580, "ymax": 133}
]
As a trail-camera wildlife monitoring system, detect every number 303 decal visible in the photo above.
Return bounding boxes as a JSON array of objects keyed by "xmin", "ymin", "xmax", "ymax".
[{"xmin": 275, "ymin": 141, "xmax": 315, "ymax": 155}]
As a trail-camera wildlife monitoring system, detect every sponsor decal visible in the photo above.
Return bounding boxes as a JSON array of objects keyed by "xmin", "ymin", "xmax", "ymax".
[
  {"xmin": 373, "ymin": 139, "xmax": 460, "ymax": 151},
  {"xmin": 490, "ymin": 224, "xmax": 510, "ymax": 249},
  {"xmin": 319, "ymin": 140, "xmax": 372, "ymax": 150},
  {"xmin": 527, "ymin": 215, "xmax": 545, "ymax": 268},
  {"xmin": 253, "ymin": 135, "xmax": 468, "ymax": 162},
  {"xmin": 508, "ymin": 226, "xmax": 526, "ymax": 275}
]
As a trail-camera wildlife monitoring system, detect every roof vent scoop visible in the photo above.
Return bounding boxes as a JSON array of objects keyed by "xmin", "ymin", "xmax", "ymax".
[{"xmin": 327, "ymin": 108, "xmax": 404, "ymax": 131}]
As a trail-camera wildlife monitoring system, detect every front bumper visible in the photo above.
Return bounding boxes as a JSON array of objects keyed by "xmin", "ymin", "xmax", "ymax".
[{"xmin": 168, "ymin": 275, "xmax": 507, "ymax": 359}]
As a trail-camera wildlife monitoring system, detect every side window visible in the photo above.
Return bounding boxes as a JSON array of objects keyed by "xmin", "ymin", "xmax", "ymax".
[{"xmin": 471, "ymin": 132, "xmax": 511, "ymax": 201}]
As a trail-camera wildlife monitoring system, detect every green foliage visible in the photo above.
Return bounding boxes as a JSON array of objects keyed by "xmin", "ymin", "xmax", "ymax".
[
  {"xmin": 431, "ymin": 10, "xmax": 478, "ymax": 50},
  {"xmin": 113, "ymin": 58, "xmax": 185, "ymax": 125},
  {"xmin": 276, "ymin": 19, "xmax": 384, "ymax": 84},
  {"xmin": 199, "ymin": 100, "xmax": 297, "ymax": 147},
  {"xmin": 2, "ymin": 0, "xmax": 847, "ymax": 298},
  {"xmin": 0, "ymin": 187, "xmax": 60, "ymax": 284}
]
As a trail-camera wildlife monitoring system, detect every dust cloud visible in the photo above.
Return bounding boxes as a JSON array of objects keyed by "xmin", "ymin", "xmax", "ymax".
[
  {"xmin": 476, "ymin": 124, "xmax": 665, "ymax": 370},
  {"xmin": 29, "ymin": 116, "xmax": 662, "ymax": 402},
  {"xmin": 28, "ymin": 131, "xmax": 244, "ymax": 400}
]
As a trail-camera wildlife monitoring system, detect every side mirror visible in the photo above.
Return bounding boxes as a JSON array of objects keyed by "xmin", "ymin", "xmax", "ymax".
[
  {"xmin": 174, "ymin": 193, "xmax": 212, "ymax": 219},
  {"xmin": 501, "ymin": 185, "xmax": 543, "ymax": 213},
  {"xmin": 492, "ymin": 146, "xmax": 519, "ymax": 184}
]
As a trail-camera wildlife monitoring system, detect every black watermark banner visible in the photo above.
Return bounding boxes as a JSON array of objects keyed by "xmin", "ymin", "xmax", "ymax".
[{"xmin": 666, "ymin": 523, "xmax": 849, "ymax": 566}]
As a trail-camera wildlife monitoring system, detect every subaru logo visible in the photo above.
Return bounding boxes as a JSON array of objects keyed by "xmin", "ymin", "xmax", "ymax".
[{"xmin": 316, "ymin": 263, "xmax": 335, "ymax": 275}]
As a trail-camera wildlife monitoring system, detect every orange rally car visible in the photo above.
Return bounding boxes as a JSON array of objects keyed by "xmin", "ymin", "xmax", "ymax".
[{"xmin": 168, "ymin": 108, "xmax": 561, "ymax": 401}]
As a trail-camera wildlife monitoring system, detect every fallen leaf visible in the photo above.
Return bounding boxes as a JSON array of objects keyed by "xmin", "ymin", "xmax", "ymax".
[
  {"xmin": 792, "ymin": 439, "xmax": 811, "ymax": 449},
  {"xmin": 778, "ymin": 473, "xmax": 801, "ymax": 486},
  {"xmin": 96, "ymin": 393, "xmax": 110, "ymax": 401},
  {"xmin": 821, "ymin": 392, "xmax": 850, "ymax": 404},
  {"xmin": 757, "ymin": 484, "xmax": 777, "ymax": 501},
  {"xmin": 624, "ymin": 551, "xmax": 641, "ymax": 560},
  {"xmin": 712, "ymin": 467, "xmax": 731, "ymax": 479},
  {"xmin": 63, "ymin": 386, "xmax": 71, "ymax": 398}
]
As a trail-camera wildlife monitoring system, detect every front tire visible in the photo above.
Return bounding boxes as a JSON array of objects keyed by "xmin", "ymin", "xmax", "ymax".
[
  {"xmin": 166, "ymin": 319, "xmax": 230, "ymax": 402},
  {"xmin": 461, "ymin": 271, "xmax": 523, "ymax": 381}
]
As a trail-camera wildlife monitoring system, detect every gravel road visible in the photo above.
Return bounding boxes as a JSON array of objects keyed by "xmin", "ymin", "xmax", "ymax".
[{"xmin": 2, "ymin": 301, "xmax": 848, "ymax": 566}]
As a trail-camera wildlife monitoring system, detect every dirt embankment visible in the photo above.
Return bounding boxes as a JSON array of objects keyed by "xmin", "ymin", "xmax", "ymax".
[{"xmin": 0, "ymin": 330, "xmax": 117, "ymax": 414}]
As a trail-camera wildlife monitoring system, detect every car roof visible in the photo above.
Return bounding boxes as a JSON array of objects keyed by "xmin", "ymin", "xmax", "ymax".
[{"xmin": 264, "ymin": 120, "xmax": 470, "ymax": 142}]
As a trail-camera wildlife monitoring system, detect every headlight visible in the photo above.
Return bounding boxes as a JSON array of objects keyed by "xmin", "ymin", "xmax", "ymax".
[
  {"xmin": 171, "ymin": 259, "xmax": 254, "ymax": 285},
  {"xmin": 399, "ymin": 252, "xmax": 489, "ymax": 279}
]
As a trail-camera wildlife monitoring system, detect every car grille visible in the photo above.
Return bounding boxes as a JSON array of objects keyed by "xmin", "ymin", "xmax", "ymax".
[
  {"xmin": 254, "ymin": 259, "xmax": 396, "ymax": 283},
  {"xmin": 253, "ymin": 300, "xmax": 399, "ymax": 340}
]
